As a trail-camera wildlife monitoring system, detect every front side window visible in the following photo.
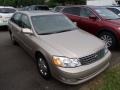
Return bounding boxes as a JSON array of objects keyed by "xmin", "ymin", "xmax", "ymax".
[
  {"xmin": 28, "ymin": 7, "xmax": 32, "ymax": 10},
  {"xmin": 95, "ymin": 8, "xmax": 120, "ymax": 20},
  {"xmin": 31, "ymin": 14, "xmax": 77, "ymax": 35},
  {"xmin": 54, "ymin": 7, "xmax": 63, "ymax": 12},
  {"xmin": 23, "ymin": 6, "xmax": 29, "ymax": 11},
  {"xmin": 80, "ymin": 8, "xmax": 94, "ymax": 17},
  {"xmin": 21, "ymin": 15, "xmax": 31, "ymax": 29}
]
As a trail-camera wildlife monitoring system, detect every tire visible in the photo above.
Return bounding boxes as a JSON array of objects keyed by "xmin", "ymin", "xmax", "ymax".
[
  {"xmin": 9, "ymin": 31, "xmax": 17, "ymax": 45},
  {"xmin": 36, "ymin": 54, "xmax": 51, "ymax": 79},
  {"xmin": 98, "ymin": 31, "xmax": 117, "ymax": 49}
]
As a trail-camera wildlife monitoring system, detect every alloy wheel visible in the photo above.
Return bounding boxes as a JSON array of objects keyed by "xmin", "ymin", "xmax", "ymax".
[
  {"xmin": 38, "ymin": 57, "xmax": 48, "ymax": 77},
  {"xmin": 100, "ymin": 34, "xmax": 113, "ymax": 48}
]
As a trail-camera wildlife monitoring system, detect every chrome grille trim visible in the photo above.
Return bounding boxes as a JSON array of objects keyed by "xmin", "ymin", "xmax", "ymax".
[{"xmin": 79, "ymin": 48, "xmax": 105, "ymax": 65}]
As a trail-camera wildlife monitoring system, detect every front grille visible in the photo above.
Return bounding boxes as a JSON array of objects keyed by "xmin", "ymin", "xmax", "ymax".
[{"xmin": 79, "ymin": 48, "xmax": 105, "ymax": 65}]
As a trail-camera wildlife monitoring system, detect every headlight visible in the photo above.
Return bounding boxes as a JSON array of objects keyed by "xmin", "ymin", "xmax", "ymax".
[{"xmin": 52, "ymin": 56, "xmax": 81, "ymax": 68}]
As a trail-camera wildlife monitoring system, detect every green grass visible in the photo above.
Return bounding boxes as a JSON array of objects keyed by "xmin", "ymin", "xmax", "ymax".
[{"xmin": 98, "ymin": 65, "xmax": 120, "ymax": 90}]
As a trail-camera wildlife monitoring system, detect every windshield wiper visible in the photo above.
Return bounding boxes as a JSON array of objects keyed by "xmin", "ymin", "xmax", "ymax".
[
  {"xmin": 56, "ymin": 28, "xmax": 78, "ymax": 33},
  {"xmin": 39, "ymin": 32, "xmax": 55, "ymax": 35},
  {"xmin": 39, "ymin": 28, "xmax": 77, "ymax": 35},
  {"xmin": 54, "ymin": 29, "xmax": 73, "ymax": 33},
  {"xmin": 39, "ymin": 30, "xmax": 70, "ymax": 35}
]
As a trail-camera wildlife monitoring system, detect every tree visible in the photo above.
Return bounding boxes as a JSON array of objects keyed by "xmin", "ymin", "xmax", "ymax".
[
  {"xmin": 47, "ymin": 0, "xmax": 86, "ymax": 7},
  {"xmin": 0, "ymin": 0, "xmax": 45, "ymax": 7},
  {"xmin": 0, "ymin": 0, "xmax": 86, "ymax": 7}
]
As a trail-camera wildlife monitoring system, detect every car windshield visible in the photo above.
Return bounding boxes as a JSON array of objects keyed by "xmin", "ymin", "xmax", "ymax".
[
  {"xmin": 0, "ymin": 8, "xmax": 16, "ymax": 13},
  {"xmin": 31, "ymin": 14, "xmax": 77, "ymax": 35},
  {"xmin": 115, "ymin": 7, "xmax": 120, "ymax": 10},
  {"xmin": 95, "ymin": 8, "xmax": 120, "ymax": 20}
]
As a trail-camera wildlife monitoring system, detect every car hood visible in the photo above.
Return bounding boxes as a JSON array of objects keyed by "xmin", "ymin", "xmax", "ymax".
[{"xmin": 39, "ymin": 30, "xmax": 105, "ymax": 58}]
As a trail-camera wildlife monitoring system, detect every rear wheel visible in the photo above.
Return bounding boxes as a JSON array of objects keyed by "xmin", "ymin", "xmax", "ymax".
[
  {"xmin": 37, "ymin": 54, "xmax": 51, "ymax": 79},
  {"xmin": 98, "ymin": 31, "xmax": 117, "ymax": 49}
]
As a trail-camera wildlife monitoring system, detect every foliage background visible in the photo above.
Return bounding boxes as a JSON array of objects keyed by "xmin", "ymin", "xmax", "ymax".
[{"xmin": 0, "ymin": 0, "xmax": 86, "ymax": 7}]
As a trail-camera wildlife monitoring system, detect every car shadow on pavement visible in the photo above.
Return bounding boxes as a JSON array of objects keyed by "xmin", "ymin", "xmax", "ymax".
[{"xmin": 112, "ymin": 46, "xmax": 120, "ymax": 51}]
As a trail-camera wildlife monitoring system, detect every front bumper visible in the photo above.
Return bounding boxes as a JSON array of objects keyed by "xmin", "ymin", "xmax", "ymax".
[{"xmin": 52, "ymin": 51, "xmax": 111, "ymax": 85}]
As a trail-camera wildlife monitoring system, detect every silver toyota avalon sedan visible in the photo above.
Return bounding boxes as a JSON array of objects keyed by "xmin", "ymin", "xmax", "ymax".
[{"xmin": 8, "ymin": 11, "xmax": 111, "ymax": 85}]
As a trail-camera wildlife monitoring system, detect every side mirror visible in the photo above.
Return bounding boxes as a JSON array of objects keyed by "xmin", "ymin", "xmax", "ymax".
[
  {"xmin": 22, "ymin": 28, "xmax": 33, "ymax": 34},
  {"xmin": 89, "ymin": 15, "xmax": 97, "ymax": 20}
]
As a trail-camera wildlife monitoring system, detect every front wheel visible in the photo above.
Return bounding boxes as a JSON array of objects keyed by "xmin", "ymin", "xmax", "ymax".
[
  {"xmin": 37, "ymin": 55, "xmax": 51, "ymax": 79},
  {"xmin": 98, "ymin": 31, "xmax": 117, "ymax": 49}
]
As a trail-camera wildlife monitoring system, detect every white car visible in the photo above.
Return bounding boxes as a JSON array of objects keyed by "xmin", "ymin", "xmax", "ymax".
[{"xmin": 0, "ymin": 6, "xmax": 16, "ymax": 26}]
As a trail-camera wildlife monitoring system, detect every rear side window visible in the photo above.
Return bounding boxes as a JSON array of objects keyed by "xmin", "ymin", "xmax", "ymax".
[
  {"xmin": 34, "ymin": 6, "xmax": 49, "ymax": 10},
  {"xmin": 23, "ymin": 6, "xmax": 29, "ymax": 11},
  {"xmin": 80, "ymin": 8, "xmax": 94, "ymax": 17},
  {"xmin": 54, "ymin": 7, "xmax": 63, "ymax": 12},
  {"xmin": 107, "ymin": 8, "xmax": 120, "ymax": 15},
  {"xmin": 62, "ymin": 7, "xmax": 80, "ymax": 16},
  {"xmin": 0, "ymin": 8, "xmax": 16, "ymax": 13},
  {"xmin": 11, "ymin": 13, "xmax": 22, "ymax": 26}
]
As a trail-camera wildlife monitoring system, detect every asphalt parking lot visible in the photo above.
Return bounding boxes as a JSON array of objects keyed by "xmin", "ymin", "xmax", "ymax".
[{"xmin": 0, "ymin": 29, "xmax": 120, "ymax": 90}]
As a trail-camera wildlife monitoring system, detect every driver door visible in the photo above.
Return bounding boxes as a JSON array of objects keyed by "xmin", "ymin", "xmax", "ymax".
[
  {"xmin": 78, "ymin": 7, "xmax": 101, "ymax": 34},
  {"xmin": 19, "ymin": 14, "xmax": 34, "ymax": 54}
]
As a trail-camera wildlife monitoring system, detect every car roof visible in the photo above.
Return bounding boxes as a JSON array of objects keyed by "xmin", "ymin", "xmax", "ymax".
[
  {"xmin": 17, "ymin": 11, "xmax": 62, "ymax": 16},
  {"xmin": 55, "ymin": 6, "xmax": 65, "ymax": 8},
  {"xmin": 62, "ymin": 5, "xmax": 107, "ymax": 9},
  {"xmin": 0, "ymin": 6, "xmax": 15, "ymax": 8},
  {"xmin": 29, "ymin": 5, "xmax": 48, "ymax": 7},
  {"xmin": 32, "ymin": 5, "xmax": 48, "ymax": 6}
]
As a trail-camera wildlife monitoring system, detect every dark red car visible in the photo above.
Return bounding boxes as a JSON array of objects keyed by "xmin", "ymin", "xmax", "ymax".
[{"xmin": 59, "ymin": 6, "xmax": 120, "ymax": 49}]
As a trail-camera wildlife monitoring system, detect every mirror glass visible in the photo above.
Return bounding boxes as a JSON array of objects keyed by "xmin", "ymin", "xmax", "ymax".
[{"xmin": 22, "ymin": 28, "xmax": 33, "ymax": 34}]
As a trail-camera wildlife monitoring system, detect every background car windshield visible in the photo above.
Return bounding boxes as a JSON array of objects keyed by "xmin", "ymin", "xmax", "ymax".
[
  {"xmin": 0, "ymin": 8, "xmax": 16, "ymax": 13},
  {"xmin": 31, "ymin": 15, "xmax": 77, "ymax": 34},
  {"xmin": 95, "ymin": 8, "xmax": 120, "ymax": 20}
]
